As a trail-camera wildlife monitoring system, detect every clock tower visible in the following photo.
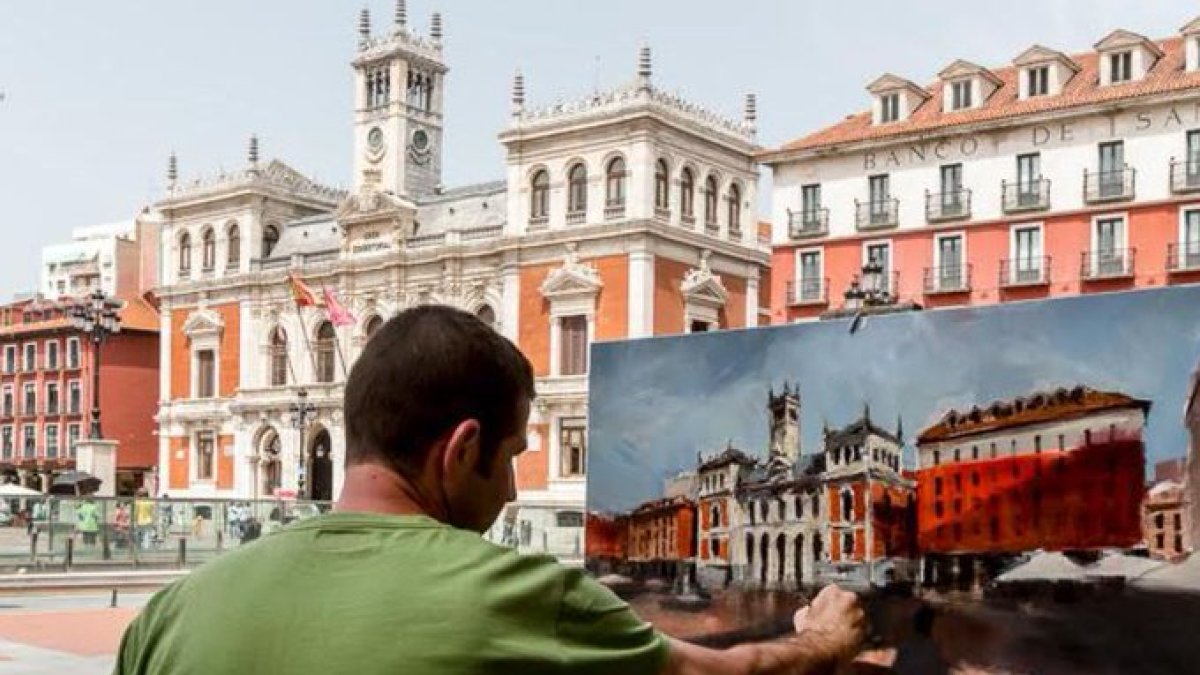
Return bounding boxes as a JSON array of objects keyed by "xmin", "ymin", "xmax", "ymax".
[{"xmin": 351, "ymin": 3, "xmax": 447, "ymax": 198}]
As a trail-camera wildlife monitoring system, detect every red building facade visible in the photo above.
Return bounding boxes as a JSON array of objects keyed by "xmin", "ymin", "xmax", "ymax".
[
  {"xmin": 915, "ymin": 386, "xmax": 1149, "ymax": 582},
  {"xmin": 0, "ymin": 296, "xmax": 160, "ymax": 495}
]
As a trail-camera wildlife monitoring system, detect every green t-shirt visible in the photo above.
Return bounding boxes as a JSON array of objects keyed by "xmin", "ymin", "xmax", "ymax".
[
  {"xmin": 114, "ymin": 512, "xmax": 668, "ymax": 675},
  {"xmin": 76, "ymin": 502, "xmax": 99, "ymax": 533}
]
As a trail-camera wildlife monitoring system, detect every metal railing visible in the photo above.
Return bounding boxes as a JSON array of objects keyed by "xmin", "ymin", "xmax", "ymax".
[
  {"xmin": 1001, "ymin": 178, "xmax": 1051, "ymax": 213},
  {"xmin": 1084, "ymin": 167, "xmax": 1136, "ymax": 203},
  {"xmin": 406, "ymin": 232, "xmax": 446, "ymax": 249},
  {"xmin": 925, "ymin": 190, "xmax": 971, "ymax": 222},
  {"xmin": 1170, "ymin": 158, "xmax": 1200, "ymax": 193},
  {"xmin": 704, "ymin": 218, "xmax": 719, "ymax": 235},
  {"xmin": 787, "ymin": 208, "xmax": 829, "ymax": 239},
  {"xmin": 923, "ymin": 264, "xmax": 972, "ymax": 294},
  {"xmin": 566, "ymin": 210, "xmax": 586, "ymax": 225},
  {"xmin": 527, "ymin": 215, "xmax": 549, "ymax": 231},
  {"xmin": 786, "ymin": 278, "xmax": 828, "ymax": 305},
  {"xmin": 999, "ymin": 256, "xmax": 1051, "ymax": 287},
  {"xmin": 1080, "ymin": 248, "xmax": 1135, "ymax": 280},
  {"xmin": 855, "ymin": 199, "xmax": 899, "ymax": 230},
  {"xmin": 1167, "ymin": 242, "xmax": 1200, "ymax": 272},
  {"xmin": 604, "ymin": 204, "xmax": 626, "ymax": 221}
]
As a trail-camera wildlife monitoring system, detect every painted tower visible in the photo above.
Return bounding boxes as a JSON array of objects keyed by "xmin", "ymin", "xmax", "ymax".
[{"xmin": 768, "ymin": 382, "xmax": 801, "ymax": 462}]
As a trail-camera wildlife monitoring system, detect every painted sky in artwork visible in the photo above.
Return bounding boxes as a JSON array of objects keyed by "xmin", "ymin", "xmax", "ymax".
[{"xmin": 586, "ymin": 286, "xmax": 1200, "ymax": 514}]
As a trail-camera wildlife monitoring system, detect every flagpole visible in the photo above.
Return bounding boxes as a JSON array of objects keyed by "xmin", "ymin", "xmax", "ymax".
[
  {"xmin": 318, "ymin": 281, "xmax": 352, "ymax": 380},
  {"xmin": 287, "ymin": 272, "xmax": 320, "ymax": 501}
]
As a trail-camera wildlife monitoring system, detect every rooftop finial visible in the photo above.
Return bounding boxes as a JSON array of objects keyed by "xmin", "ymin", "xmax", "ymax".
[
  {"xmin": 167, "ymin": 152, "xmax": 178, "ymax": 185},
  {"xmin": 431, "ymin": 12, "xmax": 443, "ymax": 41},
  {"xmin": 248, "ymin": 134, "xmax": 259, "ymax": 165},
  {"xmin": 395, "ymin": 0, "xmax": 407, "ymax": 28},
  {"xmin": 744, "ymin": 93, "xmax": 758, "ymax": 131},
  {"xmin": 637, "ymin": 43, "xmax": 652, "ymax": 88},
  {"xmin": 896, "ymin": 414, "xmax": 904, "ymax": 441},
  {"xmin": 358, "ymin": 7, "xmax": 371, "ymax": 43},
  {"xmin": 511, "ymin": 70, "xmax": 526, "ymax": 115}
]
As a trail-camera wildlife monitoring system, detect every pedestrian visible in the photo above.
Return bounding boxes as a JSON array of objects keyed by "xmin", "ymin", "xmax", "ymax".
[
  {"xmin": 114, "ymin": 502, "xmax": 131, "ymax": 549},
  {"xmin": 114, "ymin": 306, "xmax": 866, "ymax": 674},
  {"xmin": 75, "ymin": 498, "xmax": 99, "ymax": 548},
  {"xmin": 134, "ymin": 490, "xmax": 154, "ymax": 549}
]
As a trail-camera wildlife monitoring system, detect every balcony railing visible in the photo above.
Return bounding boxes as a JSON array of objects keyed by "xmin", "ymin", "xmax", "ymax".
[
  {"xmin": 855, "ymin": 198, "xmax": 899, "ymax": 231},
  {"xmin": 786, "ymin": 278, "xmax": 828, "ymax": 306},
  {"xmin": 923, "ymin": 264, "xmax": 972, "ymax": 294},
  {"xmin": 680, "ymin": 214, "xmax": 696, "ymax": 229},
  {"xmin": 1170, "ymin": 158, "xmax": 1200, "ymax": 194},
  {"xmin": 704, "ymin": 218, "xmax": 719, "ymax": 235},
  {"xmin": 787, "ymin": 208, "xmax": 829, "ymax": 239},
  {"xmin": 566, "ymin": 210, "xmax": 586, "ymax": 225},
  {"xmin": 1080, "ymin": 248, "xmax": 1135, "ymax": 280},
  {"xmin": 999, "ymin": 256, "xmax": 1051, "ymax": 287},
  {"xmin": 1084, "ymin": 167, "xmax": 1136, "ymax": 203},
  {"xmin": 1001, "ymin": 178, "xmax": 1051, "ymax": 213},
  {"xmin": 925, "ymin": 190, "xmax": 972, "ymax": 223},
  {"xmin": 1168, "ymin": 242, "xmax": 1200, "ymax": 272},
  {"xmin": 604, "ymin": 204, "xmax": 626, "ymax": 221},
  {"xmin": 527, "ymin": 215, "xmax": 549, "ymax": 231},
  {"xmin": 653, "ymin": 206, "xmax": 671, "ymax": 222}
]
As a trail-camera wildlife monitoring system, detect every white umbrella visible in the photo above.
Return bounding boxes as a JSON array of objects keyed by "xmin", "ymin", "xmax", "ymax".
[
  {"xmin": 0, "ymin": 484, "xmax": 43, "ymax": 497},
  {"xmin": 995, "ymin": 551, "xmax": 1086, "ymax": 583}
]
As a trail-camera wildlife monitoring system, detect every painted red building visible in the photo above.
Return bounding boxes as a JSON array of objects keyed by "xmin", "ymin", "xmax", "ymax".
[
  {"xmin": 915, "ymin": 386, "xmax": 1149, "ymax": 583},
  {"xmin": 627, "ymin": 496, "xmax": 697, "ymax": 575},
  {"xmin": 0, "ymin": 295, "xmax": 160, "ymax": 495},
  {"xmin": 584, "ymin": 511, "xmax": 630, "ymax": 562}
]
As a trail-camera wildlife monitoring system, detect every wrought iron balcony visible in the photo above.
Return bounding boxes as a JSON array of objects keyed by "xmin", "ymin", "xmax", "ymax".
[
  {"xmin": 1080, "ymin": 248, "xmax": 1135, "ymax": 280},
  {"xmin": 788, "ymin": 208, "xmax": 829, "ymax": 239},
  {"xmin": 1083, "ymin": 167, "xmax": 1136, "ymax": 204},
  {"xmin": 999, "ymin": 256, "xmax": 1051, "ymax": 287},
  {"xmin": 680, "ymin": 214, "xmax": 696, "ymax": 229},
  {"xmin": 1170, "ymin": 158, "xmax": 1200, "ymax": 194},
  {"xmin": 925, "ymin": 190, "xmax": 971, "ymax": 223},
  {"xmin": 565, "ymin": 210, "xmax": 586, "ymax": 225},
  {"xmin": 786, "ymin": 278, "xmax": 828, "ymax": 306},
  {"xmin": 923, "ymin": 264, "xmax": 972, "ymax": 294},
  {"xmin": 855, "ymin": 199, "xmax": 899, "ymax": 231},
  {"xmin": 1001, "ymin": 178, "xmax": 1051, "ymax": 213},
  {"xmin": 527, "ymin": 215, "xmax": 549, "ymax": 231},
  {"xmin": 1167, "ymin": 242, "xmax": 1200, "ymax": 273}
]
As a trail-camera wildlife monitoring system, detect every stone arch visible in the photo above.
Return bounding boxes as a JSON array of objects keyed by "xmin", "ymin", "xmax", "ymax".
[
  {"xmin": 775, "ymin": 533, "xmax": 787, "ymax": 583},
  {"xmin": 759, "ymin": 532, "xmax": 770, "ymax": 585},
  {"xmin": 307, "ymin": 426, "xmax": 334, "ymax": 501},
  {"xmin": 255, "ymin": 426, "xmax": 283, "ymax": 498}
]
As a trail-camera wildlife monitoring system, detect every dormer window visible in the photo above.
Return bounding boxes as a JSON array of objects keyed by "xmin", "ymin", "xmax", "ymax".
[
  {"xmin": 1027, "ymin": 66, "xmax": 1049, "ymax": 97},
  {"xmin": 880, "ymin": 93, "xmax": 900, "ymax": 123},
  {"xmin": 1109, "ymin": 51, "xmax": 1133, "ymax": 83},
  {"xmin": 949, "ymin": 81, "xmax": 972, "ymax": 111}
]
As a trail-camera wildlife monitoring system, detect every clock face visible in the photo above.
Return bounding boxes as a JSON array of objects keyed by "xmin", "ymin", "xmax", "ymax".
[
  {"xmin": 411, "ymin": 128, "xmax": 430, "ymax": 152},
  {"xmin": 367, "ymin": 127, "xmax": 384, "ymax": 151}
]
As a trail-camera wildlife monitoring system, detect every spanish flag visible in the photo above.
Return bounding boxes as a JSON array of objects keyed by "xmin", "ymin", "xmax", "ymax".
[{"xmin": 288, "ymin": 273, "xmax": 319, "ymax": 307}]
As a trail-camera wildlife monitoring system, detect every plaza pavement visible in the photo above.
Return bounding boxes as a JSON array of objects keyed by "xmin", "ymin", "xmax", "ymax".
[{"xmin": 0, "ymin": 593, "xmax": 149, "ymax": 674}]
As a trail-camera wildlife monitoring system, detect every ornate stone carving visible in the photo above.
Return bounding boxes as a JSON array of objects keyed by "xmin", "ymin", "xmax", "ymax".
[
  {"xmin": 181, "ymin": 307, "xmax": 225, "ymax": 339},
  {"xmin": 540, "ymin": 243, "xmax": 602, "ymax": 299},
  {"xmin": 680, "ymin": 249, "xmax": 728, "ymax": 308}
]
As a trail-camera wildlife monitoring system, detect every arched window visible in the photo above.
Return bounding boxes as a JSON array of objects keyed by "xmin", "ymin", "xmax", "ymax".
[
  {"xmin": 567, "ymin": 164, "xmax": 587, "ymax": 214},
  {"xmin": 654, "ymin": 159, "xmax": 670, "ymax": 211},
  {"xmin": 201, "ymin": 227, "xmax": 216, "ymax": 271},
  {"xmin": 710, "ymin": 504, "xmax": 720, "ymax": 528},
  {"xmin": 260, "ymin": 429, "xmax": 282, "ymax": 496},
  {"xmin": 605, "ymin": 157, "xmax": 627, "ymax": 207},
  {"xmin": 178, "ymin": 232, "xmax": 192, "ymax": 275},
  {"xmin": 269, "ymin": 326, "xmax": 288, "ymax": 387},
  {"xmin": 226, "ymin": 223, "xmax": 241, "ymax": 266},
  {"xmin": 476, "ymin": 305, "xmax": 496, "ymax": 329},
  {"xmin": 680, "ymin": 168, "xmax": 695, "ymax": 219},
  {"xmin": 530, "ymin": 170, "xmax": 549, "ymax": 220},
  {"xmin": 315, "ymin": 321, "xmax": 336, "ymax": 383},
  {"xmin": 364, "ymin": 315, "xmax": 383, "ymax": 341},
  {"xmin": 704, "ymin": 175, "xmax": 719, "ymax": 225},
  {"xmin": 812, "ymin": 532, "xmax": 823, "ymax": 561},
  {"xmin": 841, "ymin": 489, "xmax": 854, "ymax": 522},
  {"xmin": 727, "ymin": 183, "xmax": 742, "ymax": 233},
  {"xmin": 262, "ymin": 224, "xmax": 280, "ymax": 258}
]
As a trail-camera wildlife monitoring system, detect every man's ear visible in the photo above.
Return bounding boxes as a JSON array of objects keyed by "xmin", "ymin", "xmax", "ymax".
[{"xmin": 442, "ymin": 419, "xmax": 482, "ymax": 477}]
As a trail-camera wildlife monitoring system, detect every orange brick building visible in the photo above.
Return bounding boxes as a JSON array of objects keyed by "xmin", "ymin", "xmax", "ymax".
[
  {"xmin": 916, "ymin": 386, "xmax": 1149, "ymax": 585},
  {"xmin": 626, "ymin": 496, "xmax": 697, "ymax": 577},
  {"xmin": 0, "ymin": 296, "xmax": 159, "ymax": 495}
]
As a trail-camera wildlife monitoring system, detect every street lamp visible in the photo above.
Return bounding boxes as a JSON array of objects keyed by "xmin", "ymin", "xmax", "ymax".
[
  {"xmin": 289, "ymin": 389, "xmax": 316, "ymax": 499},
  {"xmin": 68, "ymin": 290, "xmax": 123, "ymax": 440}
]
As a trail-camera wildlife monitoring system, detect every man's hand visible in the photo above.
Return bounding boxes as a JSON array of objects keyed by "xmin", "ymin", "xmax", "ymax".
[{"xmin": 793, "ymin": 585, "xmax": 866, "ymax": 664}]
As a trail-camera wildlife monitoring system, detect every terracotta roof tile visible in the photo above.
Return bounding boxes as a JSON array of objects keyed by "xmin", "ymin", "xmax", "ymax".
[{"xmin": 766, "ymin": 36, "xmax": 1200, "ymax": 159}]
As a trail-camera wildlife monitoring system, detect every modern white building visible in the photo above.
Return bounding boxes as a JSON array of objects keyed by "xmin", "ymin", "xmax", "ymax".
[{"xmin": 40, "ymin": 219, "xmax": 158, "ymax": 300}]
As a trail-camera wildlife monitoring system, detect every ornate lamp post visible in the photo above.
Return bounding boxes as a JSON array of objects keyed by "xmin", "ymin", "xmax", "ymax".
[
  {"xmin": 68, "ymin": 290, "xmax": 123, "ymax": 439},
  {"xmin": 289, "ymin": 389, "xmax": 317, "ymax": 499}
]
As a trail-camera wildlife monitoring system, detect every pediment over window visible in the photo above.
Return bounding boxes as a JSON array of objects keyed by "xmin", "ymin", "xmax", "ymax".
[
  {"xmin": 937, "ymin": 59, "xmax": 1001, "ymax": 87},
  {"xmin": 540, "ymin": 245, "xmax": 602, "ymax": 300},
  {"xmin": 1094, "ymin": 29, "xmax": 1163, "ymax": 57},
  {"xmin": 866, "ymin": 73, "xmax": 929, "ymax": 99},
  {"xmin": 182, "ymin": 307, "xmax": 224, "ymax": 340},
  {"xmin": 680, "ymin": 252, "xmax": 728, "ymax": 309},
  {"xmin": 1013, "ymin": 45, "xmax": 1080, "ymax": 72}
]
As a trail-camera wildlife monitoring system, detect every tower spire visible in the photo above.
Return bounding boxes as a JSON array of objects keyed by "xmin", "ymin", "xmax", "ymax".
[
  {"xmin": 248, "ymin": 134, "xmax": 259, "ymax": 166},
  {"xmin": 358, "ymin": 7, "xmax": 371, "ymax": 45},
  {"xmin": 637, "ymin": 43, "xmax": 652, "ymax": 90},
  {"xmin": 394, "ymin": 0, "xmax": 407, "ymax": 29},
  {"xmin": 511, "ymin": 70, "xmax": 526, "ymax": 116},
  {"xmin": 744, "ymin": 93, "xmax": 758, "ymax": 133},
  {"xmin": 431, "ymin": 12, "xmax": 443, "ymax": 41},
  {"xmin": 167, "ymin": 152, "xmax": 178, "ymax": 188},
  {"xmin": 896, "ymin": 414, "xmax": 904, "ymax": 441}
]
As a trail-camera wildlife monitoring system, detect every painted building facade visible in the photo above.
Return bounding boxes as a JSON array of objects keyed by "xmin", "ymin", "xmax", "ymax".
[
  {"xmin": 915, "ymin": 386, "xmax": 1149, "ymax": 584},
  {"xmin": 0, "ymin": 296, "xmax": 160, "ymax": 495},
  {"xmin": 153, "ymin": 4, "xmax": 769, "ymax": 526},
  {"xmin": 762, "ymin": 18, "xmax": 1200, "ymax": 323},
  {"xmin": 1144, "ymin": 479, "xmax": 1187, "ymax": 560}
]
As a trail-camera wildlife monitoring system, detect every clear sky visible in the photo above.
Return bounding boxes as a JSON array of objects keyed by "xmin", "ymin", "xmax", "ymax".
[
  {"xmin": 587, "ymin": 286, "xmax": 1200, "ymax": 514},
  {"xmin": 0, "ymin": 1, "xmax": 1194, "ymax": 296}
]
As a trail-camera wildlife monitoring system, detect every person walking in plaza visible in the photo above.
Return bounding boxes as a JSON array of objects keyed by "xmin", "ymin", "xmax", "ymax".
[
  {"xmin": 75, "ymin": 498, "xmax": 99, "ymax": 548},
  {"xmin": 115, "ymin": 306, "xmax": 866, "ymax": 674},
  {"xmin": 133, "ymin": 490, "xmax": 155, "ymax": 550}
]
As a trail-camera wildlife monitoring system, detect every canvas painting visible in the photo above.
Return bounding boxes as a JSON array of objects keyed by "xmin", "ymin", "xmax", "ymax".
[{"xmin": 585, "ymin": 284, "xmax": 1200, "ymax": 674}]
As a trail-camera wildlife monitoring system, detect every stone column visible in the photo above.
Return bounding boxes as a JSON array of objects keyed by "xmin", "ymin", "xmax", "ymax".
[{"xmin": 75, "ymin": 439, "xmax": 118, "ymax": 497}]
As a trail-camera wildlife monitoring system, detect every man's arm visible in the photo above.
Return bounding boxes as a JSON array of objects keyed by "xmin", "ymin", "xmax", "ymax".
[{"xmin": 662, "ymin": 586, "xmax": 865, "ymax": 675}]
